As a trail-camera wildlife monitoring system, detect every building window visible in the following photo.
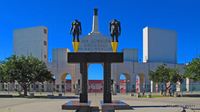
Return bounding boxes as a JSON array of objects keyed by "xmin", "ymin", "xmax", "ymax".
[
  {"xmin": 44, "ymin": 29, "xmax": 47, "ymax": 34},
  {"xmin": 44, "ymin": 41, "xmax": 47, "ymax": 46},
  {"xmin": 36, "ymin": 85, "xmax": 39, "ymax": 88},
  {"xmin": 62, "ymin": 85, "xmax": 65, "ymax": 89},
  {"xmin": 44, "ymin": 55, "xmax": 47, "ymax": 59}
]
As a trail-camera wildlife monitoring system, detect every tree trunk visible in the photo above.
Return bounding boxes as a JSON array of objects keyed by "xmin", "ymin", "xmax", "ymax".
[
  {"xmin": 20, "ymin": 83, "xmax": 28, "ymax": 96},
  {"xmin": 165, "ymin": 82, "xmax": 171, "ymax": 96},
  {"xmin": 24, "ymin": 86, "xmax": 28, "ymax": 96}
]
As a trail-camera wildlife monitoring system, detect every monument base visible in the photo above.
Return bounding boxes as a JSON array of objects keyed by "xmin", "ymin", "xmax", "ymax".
[
  {"xmin": 72, "ymin": 42, "xmax": 80, "ymax": 52},
  {"xmin": 62, "ymin": 100, "xmax": 91, "ymax": 112},
  {"xmin": 100, "ymin": 100, "xmax": 132, "ymax": 112}
]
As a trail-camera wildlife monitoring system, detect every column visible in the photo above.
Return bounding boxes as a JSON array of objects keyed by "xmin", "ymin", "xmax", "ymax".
[
  {"xmin": 104, "ymin": 62, "xmax": 112, "ymax": 103},
  {"xmin": 80, "ymin": 62, "xmax": 88, "ymax": 103},
  {"xmin": 44, "ymin": 81, "xmax": 48, "ymax": 92},
  {"xmin": 113, "ymin": 81, "xmax": 117, "ymax": 95},
  {"xmin": 150, "ymin": 80, "xmax": 153, "ymax": 93},
  {"xmin": 0, "ymin": 83, "xmax": 2, "ymax": 91},
  {"xmin": 59, "ymin": 83, "xmax": 62, "ymax": 93},
  {"xmin": 186, "ymin": 78, "xmax": 190, "ymax": 92}
]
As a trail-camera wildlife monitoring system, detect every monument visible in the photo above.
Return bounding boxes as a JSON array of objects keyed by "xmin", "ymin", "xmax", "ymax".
[
  {"xmin": 110, "ymin": 19, "xmax": 121, "ymax": 52},
  {"xmin": 70, "ymin": 19, "xmax": 82, "ymax": 52},
  {"xmin": 62, "ymin": 8, "xmax": 132, "ymax": 112}
]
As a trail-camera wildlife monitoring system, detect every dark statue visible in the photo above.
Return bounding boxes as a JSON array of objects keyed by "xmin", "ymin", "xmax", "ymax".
[
  {"xmin": 110, "ymin": 19, "xmax": 121, "ymax": 42},
  {"xmin": 70, "ymin": 19, "xmax": 82, "ymax": 42}
]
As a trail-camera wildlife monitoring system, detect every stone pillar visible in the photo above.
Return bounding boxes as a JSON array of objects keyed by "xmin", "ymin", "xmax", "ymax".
[
  {"xmin": 44, "ymin": 82, "xmax": 48, "ymax": 92},
  {"xmin": 112, "ymin": 81, "xmax": 117, "ymax": 95},
  {"xmin": 136, "ymin": 75, "xmax": 140, "ymax": 93},
  {"xmin": 155, "ymin": 83, "xmax": 158, "ymax": 93},
  {"xmin": 0, "ymin": 83, "xmax": 2, "ymax": 91},
  {"xmin": 29, "ymin": 84, "xmax": 33, "ymax": 92},
  {"xmin": 150, "ymin": 80, "xmax": 153, "ymax": 93},
  {"xmin": 186, "ymin": 78, "xmax": 190, "ymax": 92},
  {"xmin": 176, "ymin": 81, "xmax": 181, "ymax": 92},
  {"xmin": 104, "ymin": 62, "xmax": 112, "ymax": 103},
  {"xmin": 80, "ymin": 62, "xmax": 88, "ymax": 103}
]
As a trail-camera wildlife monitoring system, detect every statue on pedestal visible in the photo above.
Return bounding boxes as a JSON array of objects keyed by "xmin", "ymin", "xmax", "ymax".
[
  {"xmin": 70, "ymin": 19, "xmax": 82, "ymax": 42},
  {"xmin": 110, "ymin": 19, "xmax": 121, "ymax": 42},
  {"xmin": 110, "ymin": 19, "xmax": 121, "ymax": 52},
  {"xmin": 70, "ymin": 19, "xmax": 82, "ymax": 52}
]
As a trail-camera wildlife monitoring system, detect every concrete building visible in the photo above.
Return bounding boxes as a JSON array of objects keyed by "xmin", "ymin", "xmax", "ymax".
[
  {"xmin": 143, "ymin": 27, "xmax": 177, "ymax": 63},
  {"xmin": 13, "ymin": 26, "xmax": 48, "ymax": 63}
]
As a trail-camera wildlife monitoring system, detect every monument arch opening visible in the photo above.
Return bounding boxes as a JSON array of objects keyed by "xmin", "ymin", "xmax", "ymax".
[
  {"xmin": 61, "ymin": 73, "xmax": 72, "ymax": 93},
  {"xmin": 137, "ymin": 73, "xmax": 146, "ymax": 93},
  {"xmin": 88, "ymin": 64, "xmax": 103, "ymax": 93},
  {"xmin": 119, "ymin": 73, "xmax": 131, "ymax": 93}
]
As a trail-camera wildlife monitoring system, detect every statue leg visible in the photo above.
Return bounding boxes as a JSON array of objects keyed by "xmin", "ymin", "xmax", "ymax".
[
  {"xmin": 77, "ymin": 34, "xmax": 80, "ymax": 42},
  {"xmin": 73, "ymin": 34, "xmax": 76, "ymax": 42},
  {"xmin": 116, "ymin": 35, "xmax": 118, "ymax": 42},
  {"xmin": 111, "ymin": 34, "xmax": 114, "ymax": 42}
]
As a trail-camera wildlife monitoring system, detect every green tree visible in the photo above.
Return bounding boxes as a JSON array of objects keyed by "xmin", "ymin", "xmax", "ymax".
[
  {"xmin": 184, "ymin": 57, "xmax": 200, "ymax": 81},
  {"xmin": 149, "ymin": 64, "xmax": 183, "ymax": 95},
  {"xmin": 149, "ymin": 64, "xmax": 170, "ymax": 83},
  {"xmin": 169, "ymin": 68, "xmax": 183, "ymax": 84},
  {"xmin": 4, "ymin": 55, "xmax": 53, "ymax": 96},
  {"xmin": 0, "ymin": 62, "xmax": 9, "ymax": 83},
  {"xmin": 0, "ymin": 64, "xmax": 4, "ymax": 82}
]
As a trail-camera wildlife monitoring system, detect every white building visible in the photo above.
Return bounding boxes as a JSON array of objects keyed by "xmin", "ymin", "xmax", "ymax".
[
  {"xmin": 143, "ymin": 27, "xmax": 177, "ymax": 63},
  {"xmin": 13, "ymin": 26, "xmax": 48, "ymax": 63}
]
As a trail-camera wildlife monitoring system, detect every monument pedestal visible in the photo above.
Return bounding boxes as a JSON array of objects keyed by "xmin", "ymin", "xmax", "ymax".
[
  {"xmin": 62, "ymin": 100, "xmax": 91, "ymax": 112},
  {"xmin": 100, "ymin": 100, "xmax": 132, "ymax": 112}
]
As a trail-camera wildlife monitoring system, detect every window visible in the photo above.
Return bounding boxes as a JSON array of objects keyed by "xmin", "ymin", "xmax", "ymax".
[
  {"xmin": 44, "ymin": 29, "xmax": 47, "ymax": 34},
  {"xmin": 44, "ymin": 41, "xmax": 47, "ymax": 46},
  {"xmin": 62, "ymin": 85, "xmax": 65, "ymax": 89},
  {"xmin": 44, "ymin": 55, "xmax": 47, "ymax": 59}
]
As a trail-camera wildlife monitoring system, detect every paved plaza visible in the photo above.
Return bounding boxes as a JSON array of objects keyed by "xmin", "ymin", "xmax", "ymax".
[{"xmin": 0, "ymin": 93, "xmax": 199, "ymax": 112}]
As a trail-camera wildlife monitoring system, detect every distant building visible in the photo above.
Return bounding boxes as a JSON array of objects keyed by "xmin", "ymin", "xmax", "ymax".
[
  {"xmin": 143, "ymin": 27, "xmax": 177, "ymax": 63},
  {"xmin": 13, "ymin": 26, "xmax": 48, "ymax": 63}
]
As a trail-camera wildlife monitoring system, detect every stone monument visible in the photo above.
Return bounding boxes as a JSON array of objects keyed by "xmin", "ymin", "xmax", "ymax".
[{"xmin": 62, "ymin": 8, "xmax": 132, "ymax": 112}]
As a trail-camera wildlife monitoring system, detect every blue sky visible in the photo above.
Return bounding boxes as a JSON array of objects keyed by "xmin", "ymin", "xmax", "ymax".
[{"xmin": 0, "ymin": 0, "xmax": 200, "ymax": 79}]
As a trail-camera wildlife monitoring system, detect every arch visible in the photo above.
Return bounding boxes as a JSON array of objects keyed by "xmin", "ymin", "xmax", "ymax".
[
  {"xmin": 118, "ymin": 73, "xmax": 131, "ymax": 93},
  {"xmin": 137, "ymin": 73, "xmax": 146, "ymax": 93},
  {"xmin": 60, "ymin": 73, "xmax": 72, "ymax": 92},
  {"xmin": 88, "ymin": 64, "xmax": 103, "ymax": 93}
]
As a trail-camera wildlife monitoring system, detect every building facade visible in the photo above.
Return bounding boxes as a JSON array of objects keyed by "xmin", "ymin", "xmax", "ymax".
[
  {"xmin": 14, "ymin": 26, "xmax": 48, "ymax": 63},
  {"xmin": 143, "ymin": 27, "xmax": 177, "ymax": 63}
]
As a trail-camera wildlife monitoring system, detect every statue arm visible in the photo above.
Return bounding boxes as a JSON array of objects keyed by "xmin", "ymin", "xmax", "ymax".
[
  {"xmin": 79, "ymin": 22, "xmax": 82, "ymax": 34},
  {"xmin": 109, "ymin": 22, "xmax": 111, "ymax": 33}
]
